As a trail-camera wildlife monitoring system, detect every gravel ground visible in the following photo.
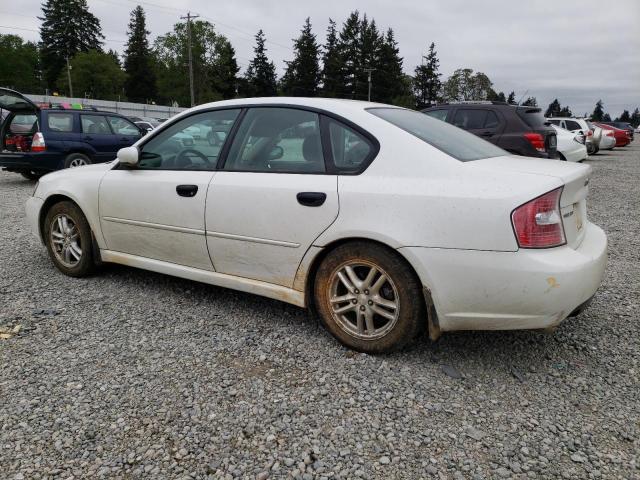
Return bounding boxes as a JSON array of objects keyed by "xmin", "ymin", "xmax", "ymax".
[{"xmin": 1, "ymin": 143, "xmax": 638, "ymax": 480}]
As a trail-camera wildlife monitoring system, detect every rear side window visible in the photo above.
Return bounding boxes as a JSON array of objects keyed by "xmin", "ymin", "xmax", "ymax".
[
  {"xmin": 423, "ymin": 109, "xmax": 448, "ymax": 121},
  {"xmin": 564, "ymin": 120, "xmax": 581, "ymax": 131},
  {"xmin": 516, "ymin": 108, "xmax": 547, "ymax": 128},
  {"xmin": 485, "ymin": 111, "xmax": 500, "ymax": 128},
  {"xmin": 47, "ymin": 113, "xmax": 74, "ymax": 132},
  {"xmin": 328, "ymin": 119, "xmax": 373, "ymax": 172},
  {"xmin": 8, "ymin": 114, "xmax": 37, "ymax": 133},
  {"xmin": 453, "ymin": 109, "xmax": 487, "ymax": 129},
  {"xmin": 81, "ymin": 115, "xmax": 111, "ymax": 134},
  {"xmin": 369, "ymin": 107, "xmax": 506, "ymax": 162}
]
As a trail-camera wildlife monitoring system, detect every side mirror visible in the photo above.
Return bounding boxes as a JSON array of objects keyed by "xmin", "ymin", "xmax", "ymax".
[
  {"xmin": 117, "ymin": 146, "xmax": 139, "ymax": 166},
  {"xmin": 268, "ymin": 145, "xmax": 284, "ymax": 161}
]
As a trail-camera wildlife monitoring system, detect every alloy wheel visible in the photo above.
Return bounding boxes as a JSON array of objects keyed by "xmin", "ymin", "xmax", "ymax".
[
  {"xmin": 50, "ymin": 214, "xmax": 82, "ymax": 267},
  {"xmin": 328, "ymin": 261, "xmax": 400, "ymax": 340}
]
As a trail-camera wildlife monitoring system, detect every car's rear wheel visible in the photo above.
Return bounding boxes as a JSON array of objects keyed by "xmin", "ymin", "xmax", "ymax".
[
  {"xmin": 314, "ymin": 242, "xmax": 425, "ymax": 353},
  {"xmin": 20, "ymin": 170, "xmax": 45, "ymax": 180},
  {"xmin": 44, "ymin": 201, "xmax": 95, "ymax": 277},
  {"xmin": 64, "ymin": 153, "xmax": 91, "ymax": 168}
]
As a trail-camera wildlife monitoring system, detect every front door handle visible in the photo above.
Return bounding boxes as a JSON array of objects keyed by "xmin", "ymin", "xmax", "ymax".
[
  {"xmin": 297, "ymin": 192, "xmax": 326, "ymax": 207},
  {"xmin": 176, "ymin": 184, "xmax": 198, "ymax": 197}
]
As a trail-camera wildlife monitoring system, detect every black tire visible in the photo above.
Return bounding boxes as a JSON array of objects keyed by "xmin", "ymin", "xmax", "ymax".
[
  {"xmin": 20, "ymin": 170, "xmax": 45, "ymax": 180},
  {"xmin": 64, "ymin": 153, "xmax": 92, "ymax": 169},
  {"xmin": 557, "ymin": 152, "xmax": 566, "ymax": 161},
  {"xmin": 314, "ymin": 241, "xmax": 425, "ymax": 353},
  {"xmin": 43, "ymin": 201, "xmax": 95, "ymax": 277}
]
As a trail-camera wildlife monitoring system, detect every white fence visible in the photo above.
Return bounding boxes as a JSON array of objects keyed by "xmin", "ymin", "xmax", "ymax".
[{"xmin": 24, "ymin": 94, "xmax": 186, "ymax": 120}]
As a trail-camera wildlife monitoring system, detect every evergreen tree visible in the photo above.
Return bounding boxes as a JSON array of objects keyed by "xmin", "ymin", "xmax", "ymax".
[
  {"xmin": 124, "ymin": 6, "xmax": 157, "ymax": 103},
  {"xmin": 602, "ymin": 113, "xmax": 611, "ymax": 122},
  {"xmin": 507, "ymin": 91, "xmax": 516, "ymax": 105},
  {"xmin": 521, "ymin": 96, "xmax": 537, "ymax": 107},
  {"xmin": 487, "ymin": 89, "xmax": 506, "ymax": 102},
  {"xmin": 39, "ymin": 0, "xmax": 104, "ymax": 90},
  {"xmin": 545, "ymin": 99, "xmax": 561, "ymax": 117},
  {"xmin": 630, "ymin": 108, "xmax": 640, "ymax": 128},
  {"xmin": 591, "ymin": 100, "xmax": 605, "ymax": 121},
  {"xmin": 338, "ymin": 11, "xmax": 362, "ymax": 99},
  {"xmin": 0, "ymin": 34, "xmax": 43, "ymax": 93},
  {"xmin": 616, "ymin": 110, "xmax": 631, "ymax": 122},
  {"xmin": 320, "ymin": 19, "xmax": 343, "ymax": 97},
  {"xmin": 559, "ymin": 105, "xmax": 572, "ymax": 117},
  {"xmin": 211, "ymin": 38, "xmax": 239, "ymax": 99},
  {"xmin": 281, "ymin": 18, "xmax": 321, "ymax": 97},
  {"xmin": 373, "ymin": 28, "xmax": 404, "ymax": 104},
  {"xmin": 245, "ymin": 30, "xmax": 277, "ymax": 97},
  {"xmin": 357, "ymin": 15, "xmax": 382, "ymax": 100},
  {"xmin": 413, "ymin": 42, "xmax": 441, "ymax": 109}
]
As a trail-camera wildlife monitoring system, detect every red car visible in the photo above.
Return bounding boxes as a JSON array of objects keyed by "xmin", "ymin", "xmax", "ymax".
[{"xmin": 595, "ymin": 122, "xmax": 631, "ymax": 147}]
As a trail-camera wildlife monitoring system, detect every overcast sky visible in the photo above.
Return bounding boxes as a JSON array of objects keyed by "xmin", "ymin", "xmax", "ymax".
[{"xmin": 1, "ymin": 0, "xmax": 638, "ymax": 116}]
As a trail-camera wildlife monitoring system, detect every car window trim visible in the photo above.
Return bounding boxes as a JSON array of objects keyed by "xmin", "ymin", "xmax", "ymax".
[
  {"xmin": 322, "ymin": 114, "xmax": 378, "ymax": 174},
  {"xmin": 126, "ymin": 103, "xmax": 379, "ymax": 175},
  {"xmin": 124, "ymin": 107, "xmax": 243, "ymax": 172}
]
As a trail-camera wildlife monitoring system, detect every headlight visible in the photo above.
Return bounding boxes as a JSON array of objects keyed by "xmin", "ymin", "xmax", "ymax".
[{"xmin": 32, "ymin": 181, "xmax": 40, "ymax": 197}]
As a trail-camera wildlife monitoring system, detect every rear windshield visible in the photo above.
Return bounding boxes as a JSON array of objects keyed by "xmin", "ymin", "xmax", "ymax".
[
  {"xmin": 516, "ymin": 107, "xmax": 547, "ymax": 128},
  {"xmin": 368, "ymin": 108, "xmax": 506, "ymax": 162}
]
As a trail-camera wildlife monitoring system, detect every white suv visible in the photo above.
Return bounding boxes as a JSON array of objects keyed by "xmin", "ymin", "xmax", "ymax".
[{"xmin": 547, "ymin": 117, "xmax": 598, "ymax": 154}]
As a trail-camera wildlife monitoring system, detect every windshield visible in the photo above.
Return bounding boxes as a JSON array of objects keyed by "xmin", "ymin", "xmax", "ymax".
[{"xmin": 368, "ymin": 108, "xmax": 506, "ymax": 162}]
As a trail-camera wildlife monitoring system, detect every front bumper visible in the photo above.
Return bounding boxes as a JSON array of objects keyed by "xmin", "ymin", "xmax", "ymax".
[
  {"xmin": 25, "ymin": 196, "xmax": 44, "ymax": 244},
  {"xmin": 400, "ymin": 222, "xmax": 607, "ymax": 333}
]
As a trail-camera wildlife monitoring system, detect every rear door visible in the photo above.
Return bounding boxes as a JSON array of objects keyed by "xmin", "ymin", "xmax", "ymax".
[
  {"xmin": 452, "ymin": 108, "xmax": 504, "ymax": 144},
  {"xmin": 205, "ymin": 107, "xmax": 339, "ymax": 287}
]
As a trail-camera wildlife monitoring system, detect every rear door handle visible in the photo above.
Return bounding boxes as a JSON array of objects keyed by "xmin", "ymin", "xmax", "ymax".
[
  {"xmin": 297, "ymin": 192, "xmax": 326, "ymax": 207},
  {"xmin": 84, "ymin": 135, "xmax": 93, "ymax": 140},
  {"xmin": 479, "ymin": 131, "xmax": 493, "ymax": 137},
  {"xmin": 176, "ymin": 184, "xmax": 198, "ymax": 197}
]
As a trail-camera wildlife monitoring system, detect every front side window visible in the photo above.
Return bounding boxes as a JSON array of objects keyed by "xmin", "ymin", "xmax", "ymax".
[
  {"xmin": 108, "ymin": 116, "xmax": 139, "ymax": 136},
  {"xmin": 453, "ymin": 109, "xmax": 487, "ymax": 129},
  {"xmin": 369, "ymin": 107, "xmax": 506, "ymax": 162},
  {"xmin": 328, "ymin": 120, "xmax": 373, "ymax": 171},
  {"xmin": 423, "ymin": 109, "xmax": 448, "ymax": 121},
  {"xmin": 47, "ymin": 113, "xmax": 74, "ymax": 132},
  {"xmin": 81, "ymin": 115, "xmax": 111, "ymax": 134},
  {"xmin": 224, "ymin": 108, "xmax": 325, "ymax": 173},
  {"xmin": 138, "ymin": 109, "xmax": 240, "ymax": 170}
]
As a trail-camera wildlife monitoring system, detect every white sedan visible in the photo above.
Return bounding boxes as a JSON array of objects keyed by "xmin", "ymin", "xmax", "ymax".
[
  {"xmin": 551, "ymin": 125, "xmax": 588, "ymax": 162},
  {"xmin": 25, "ymin": 98, "xmax": 607, "ymax": 353}
]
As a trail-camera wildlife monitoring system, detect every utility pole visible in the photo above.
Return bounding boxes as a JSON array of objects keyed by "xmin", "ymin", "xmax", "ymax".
[
  {"xmin": 66, "ymin": 56, "xmax": 73, "ymax": 98},
  {"xmin": 181, "ymin": 12, "xmax": 199, "ymax": 107},
  {"xmin": 364, "ymin": 67, "xmax": 376, "ymax": 102}
]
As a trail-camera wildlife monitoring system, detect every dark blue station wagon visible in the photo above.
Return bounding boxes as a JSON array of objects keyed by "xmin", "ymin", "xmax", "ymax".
[{"xmin": 0, "ymin": 88, "xmax": 143, "ymax": 180}]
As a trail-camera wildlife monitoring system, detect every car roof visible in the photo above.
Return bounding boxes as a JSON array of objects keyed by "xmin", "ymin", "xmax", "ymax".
[{"xmin": 188, "ymin": 97, "xmax": 395, "ymax": 117}]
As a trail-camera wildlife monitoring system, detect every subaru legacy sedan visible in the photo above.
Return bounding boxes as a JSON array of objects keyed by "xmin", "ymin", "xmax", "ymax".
[{"xmin": 25, "ymin": 98, "xmax": 607, "ymax": 353}]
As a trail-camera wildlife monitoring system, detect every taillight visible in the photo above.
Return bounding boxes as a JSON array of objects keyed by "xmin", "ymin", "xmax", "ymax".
[
  {"xmin": 605, "ymin": 130, "xmax": 615, "ymax": 137},
  {"xmin": 511, "ymin": 187, "xmax": 566, "ymax": 248},
  {"xmin": 524, "ymin": 133, "xmax": 545, "ymax": 152},
  {"xmin": 586, "ymin": 130, "xmax": 593, "ymax": 137},
  {"xmin": 31, "ymin": 132, "xmax": 46, "ymax": 152}
]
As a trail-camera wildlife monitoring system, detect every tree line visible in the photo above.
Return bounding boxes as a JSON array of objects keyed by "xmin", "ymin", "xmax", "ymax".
[{"xmin": 0, "ymin": 0, "xmax": 638, "ymax": 127}]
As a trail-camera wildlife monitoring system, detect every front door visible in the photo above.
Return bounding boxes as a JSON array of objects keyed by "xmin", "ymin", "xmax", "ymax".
[
  {"xmin": 80, "ymin": 114, "xmax": 118, "ymax": 162},
  {"xmin": 205, "ymin": 107, "xmax": 339, "ymax": 287},
  {"xmin": 98, "ymin": 108, "xmax": 241, "ymax": 270}
]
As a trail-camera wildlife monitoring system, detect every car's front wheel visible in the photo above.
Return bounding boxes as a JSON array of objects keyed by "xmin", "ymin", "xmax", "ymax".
[
  {"xmin": 43, "ymin": 201, "xmax": 95, "ymax": 277},
  {"xmin": 314, "ymin": 242, "xmax": 425, "ymax": 353}
]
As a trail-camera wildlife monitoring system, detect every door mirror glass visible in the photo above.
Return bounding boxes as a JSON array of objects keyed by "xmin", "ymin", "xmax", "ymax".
[
  {"xmin": 117, "ymin": 146, "xmax": 139, "ymax": 166},
  {"xmin": 268, "ymin": 145, "xmax": 284, "ymax": 160}
]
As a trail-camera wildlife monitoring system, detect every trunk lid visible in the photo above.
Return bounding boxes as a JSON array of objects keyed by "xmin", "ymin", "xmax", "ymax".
[
  {"xmin": 0, "ymin": 88, "xmax": 40, "ymax": 113},
  {"xmin": 471, "ymin": 155, "xmax": 592, "ymax": 248}
]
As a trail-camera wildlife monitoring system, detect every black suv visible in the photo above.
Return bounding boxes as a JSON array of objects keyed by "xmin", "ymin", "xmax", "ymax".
[
  {"xmin": 422, "ymin": 102, "xmax": 557, "ymax": 159},
  {"xmin": 0, "ymin": 88, "xmax": 144, "ymax": 179}
]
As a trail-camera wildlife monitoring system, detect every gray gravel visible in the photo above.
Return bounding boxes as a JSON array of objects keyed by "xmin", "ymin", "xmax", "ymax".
[{"xmin": 1, "ymin": 143, "xmax": 639, "ymax": 480}]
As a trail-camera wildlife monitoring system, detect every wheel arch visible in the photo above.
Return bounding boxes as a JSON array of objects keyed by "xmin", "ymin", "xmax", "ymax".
[
  {"xmin": 38, "ymin": 194, "xmax": 102, "ymax": 264},
  {"xmin": 297, "ymin": 236, "xmax": 438, "ymax": 337}
]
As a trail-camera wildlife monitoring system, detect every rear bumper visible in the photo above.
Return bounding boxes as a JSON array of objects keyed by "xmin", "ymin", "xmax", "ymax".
[
  {"xmin": 400, "ymin": 222, "xmax": 607, "ymax": 333},
  {"xmin": 0, "ymin": 152, "xmax": 60, "ymax": 171}
]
